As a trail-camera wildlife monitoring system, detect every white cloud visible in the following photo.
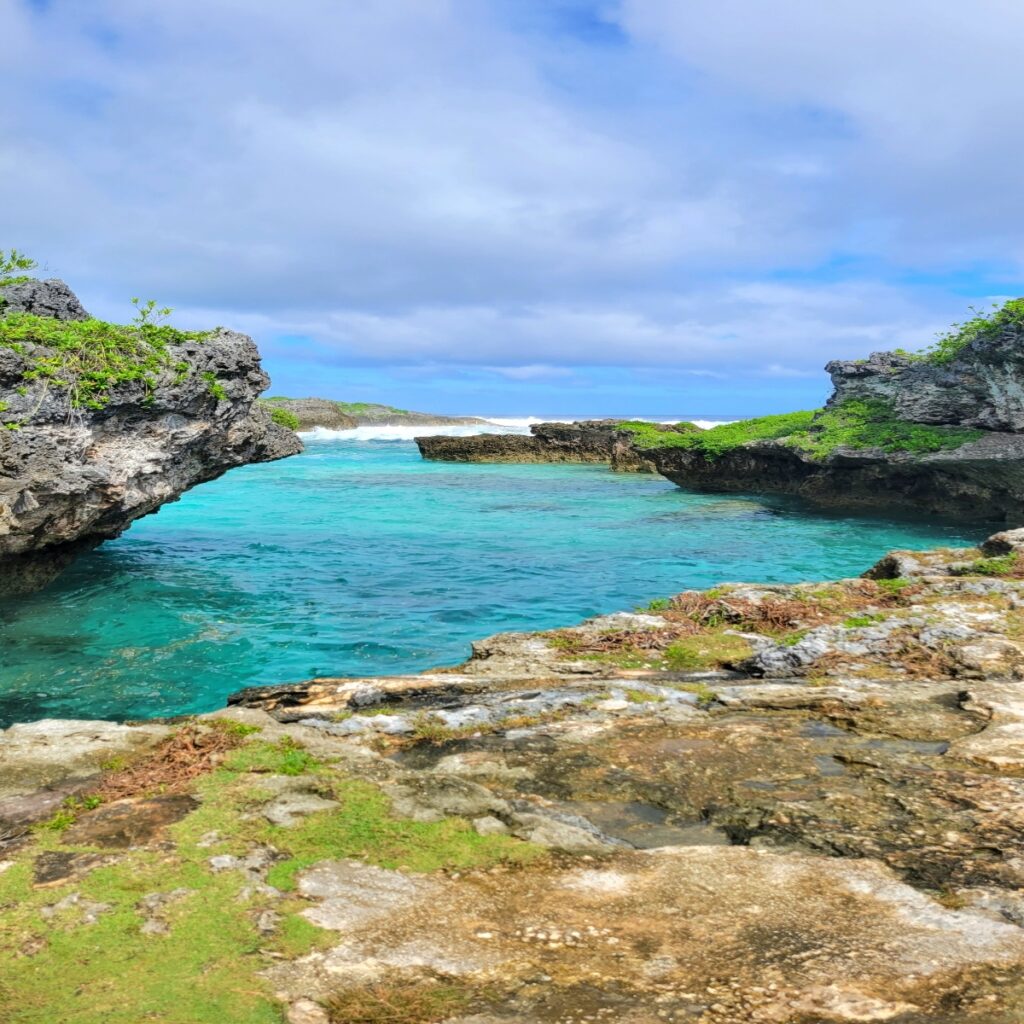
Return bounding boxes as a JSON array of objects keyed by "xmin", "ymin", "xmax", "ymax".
[{"xmin": 0, "ymin": 0, "xmax": 1019, "ymax": 389}]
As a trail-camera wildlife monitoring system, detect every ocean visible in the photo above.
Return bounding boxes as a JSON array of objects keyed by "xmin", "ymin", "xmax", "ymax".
[{"xmin": 0, "ymin": 423, "xmax": 977, "ymax": 725}]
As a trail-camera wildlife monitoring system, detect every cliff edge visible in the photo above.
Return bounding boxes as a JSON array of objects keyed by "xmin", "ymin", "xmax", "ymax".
[
  {"xmin": 0, "ymin": 279, "xmax": 302, "ymax": 592},
  {"xmin": 646, "ymin": 299, "xmax": 1024, "ymax": 520}
]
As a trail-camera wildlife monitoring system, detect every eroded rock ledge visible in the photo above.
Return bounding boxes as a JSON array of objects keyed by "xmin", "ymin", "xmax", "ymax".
[
  {"xmin": 416, "ymin": 419, "xmax": 692, "ymax": 472},
  {"xmin": 0, "ymin": 279, "xmax": 302, "ymax": 592},
  {"xmin": 7, "ymin": 529, "xmax": 1024, "ymax": 1020},
  {"xmin": 648, "ymin": 304, "xmax": 1024, "ymax": 520}
]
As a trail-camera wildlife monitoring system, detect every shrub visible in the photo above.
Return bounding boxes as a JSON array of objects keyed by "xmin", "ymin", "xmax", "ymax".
[
  {"xmin": 270, "ymin": 406, "xmax": 301, "ymax": 430},
  {"xmin": 918, "ymin": 298, "xmax": 1024, "ymax": 365}
]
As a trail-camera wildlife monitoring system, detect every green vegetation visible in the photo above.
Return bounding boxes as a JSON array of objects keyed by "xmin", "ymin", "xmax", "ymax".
[
  {"xmin": 0, "ymin": 248, "xmax": 37, "ymax": 290},
  {"xmin": 201, "ymin": 370, "xmax": 227, "ymax": 401},
  {"xmin": 616, "ymin": 420, "xmax": 702, "ymax": 448},
  {"xmin": 269, "ymin": 405, "xmax": 301, "ymax": 430},
  {"xmin": 622, "ymin": 410, "xmax": 817, "ymax": 457},
  {"xmin": 623, "ymin": 400, "xmax": 982, "ymax": 462},
  {"xmin": 952, "ymin": 552, "xmax": 1024, "ymax": 578},
  {"xmin": 623, "ymin": 688, "xmax": 664, "ymax": 704},
  {"xmin": 263, "ymin": 397, "xmax": 411, "ymax": 416},
  {"xmin": 0, "ymin": 735, "xmax": 540, "ymax": 1023},
  {"xmin": 0, "ymin": 305, "xmax": 211, "ymax": 415},
  {"xmin": 789, "ymin": 400, "xmax": 983, "ymax": 459},
  {"xmin": 905, "ymin": 298, "xmax": 1024, "ymax": 366},
  {"xmin": 875, "ymin": 577, "xmax": 911, "ymax": 595},
  {"xmin": 843, "ymin": 613, "xmax": 886, "ymax": 628},
  {"xmin": 673, "ymin": 681, "xmax": 718, "ymax": 708},
  {"xmin": 663, "ymin": 632, "xmax": 753, "ymax": 670}
]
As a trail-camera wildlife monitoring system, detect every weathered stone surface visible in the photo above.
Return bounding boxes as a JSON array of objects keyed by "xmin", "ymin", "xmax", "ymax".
[
  {"xmin": 0, "ymin": 280, "xmax": 303, "ymax": 592},
  {"xmin": 416, "ymin": 432, "xmax": 547, "ymax": 462},
  {"xmin": 649, "ymin": 431, "xmax": 1024, "ymax": 520},
  {"xmin": 62, "ymin": 795, "xmax": 198, "ymax": 848},
  {"xmin": 827, "ymin": 314, "xmax": 1024, "ymax": 431},
  {"xmin": 13, "ymin": 532, "xmax": 1024, "ymax": 1019},
  {"xmin": 649, "ymin": 311, "xmax": 1024, "ymax": 519},
  {"xmin": 0, "ymin": 719, "xmax": 170, "ymax": 801},
  {"xmin": 259, "ymin": 398, "xmax": 357, "ymax": 430},
  {"xmin": 0, "ymin": 278, "xmax": 89, "ymax": 320},
  {"xmin": 416, "ymin": 420, "xmax": 697, "ymax": 472}
]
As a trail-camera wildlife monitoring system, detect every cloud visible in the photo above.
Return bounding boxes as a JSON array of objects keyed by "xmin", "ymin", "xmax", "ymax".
[{"xmin": 0, "ymin": 0, "xmax": 1020, "ymax": 413}]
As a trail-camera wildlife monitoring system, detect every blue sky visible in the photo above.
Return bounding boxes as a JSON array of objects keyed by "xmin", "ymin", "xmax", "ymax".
[{"xmin": 3, "ymin": 0, "xmax": 1022, "ymax": 417}]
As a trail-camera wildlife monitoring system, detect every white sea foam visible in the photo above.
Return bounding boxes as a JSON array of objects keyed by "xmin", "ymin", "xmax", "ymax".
[{"xmin": 300, "ymin": 416, "xmax": 731, "ymax": 442}]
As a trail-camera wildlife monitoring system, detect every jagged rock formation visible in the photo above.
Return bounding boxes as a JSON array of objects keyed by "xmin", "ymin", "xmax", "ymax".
[
  {"xmin": 650, "ymin": 307, "xmax": 1024, "ymax": 521},
  {"xmin": 0, "ymin": 277, "xmax": 90, "ymax": 321},
  {"xmin": 827, "ymin": 314, "xmax": 1024, "ymax": 431},
  {"xmin": 417, "ymin": 419, "xmax": 691, "ymax": 472},
  {"xmin": 7, "ymin": 531, "xmax": 1024, "ymax": 1019},
  {"xmin": 650, "ymin": 430, "xmax": 1024, "ymax": 519},
  {"xmin": 261, "ymin": 397, "xmax": 490, "ymax": 429},
  {"xmin": 0, "ymin": 279, "xmax": 302, "ymax": 593}
]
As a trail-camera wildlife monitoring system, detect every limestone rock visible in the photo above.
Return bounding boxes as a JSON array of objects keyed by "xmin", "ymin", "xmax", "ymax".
[
  {"xmin": 259, "ymin": 398, "xmax": 357, "ymax": 430},
  {"xmin": 0, "ymin": 280, "xmax": 302, "ymax": 592}
]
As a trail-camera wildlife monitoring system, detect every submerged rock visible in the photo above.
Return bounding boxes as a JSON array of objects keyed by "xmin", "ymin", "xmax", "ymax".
[{"xmin": 0, "ymin": 278, "xmax": 302, "ymax": 592}]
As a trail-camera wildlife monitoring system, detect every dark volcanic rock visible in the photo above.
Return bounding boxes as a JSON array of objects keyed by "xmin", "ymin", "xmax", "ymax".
[
  {"xmin": 650, "ymin": 308, "xmax": 1024, "ymax": 521},
  {"xmin": 0, "ymin": 280, "xmax": 303, "ymax": 592},
  {"xmin": 417, "ymin": 419, "xmax": 692, "ymax": 472},
  {"xmin": 0, "ymin": 278, "xmax": 90, "ymax": 320},
  {"xmin": 416, "ymin": 433, "xmax": 546, "ymax": 462},
  {"xmin": 827, "ymin": 315, "xmax": 1024, "ymax": 432},
  {"xmin": 649, "ymin": 432, "xmax": 1024, "ymax": 520}
]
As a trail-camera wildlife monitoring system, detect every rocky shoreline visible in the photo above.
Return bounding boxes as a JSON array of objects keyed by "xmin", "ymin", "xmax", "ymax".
[
  {"xmin": 262, "ymin": 396, "xmax": 491, "ymax": 430},
  {"xmin": 6, "ymin": 528, "xmax": 1024, "ymax": 1021},
  {"xmin": 416, "ymin": 301, "xmax": 1024, "ymax": 522},
  {"xmin": 0, "ymin": 278, "xmax": 301, "ymax": 593},
  {"xmin": 416, "ymin": 419, "xmax": 696, "ymax": 472}
]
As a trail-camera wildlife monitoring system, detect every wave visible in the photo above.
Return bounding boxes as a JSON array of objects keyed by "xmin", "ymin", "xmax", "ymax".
[{"xmin": 300, "ymin": 416, "xmax": 732, "ymax": 442}]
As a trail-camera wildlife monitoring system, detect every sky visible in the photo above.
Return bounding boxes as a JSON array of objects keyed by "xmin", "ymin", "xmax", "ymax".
[{"xmin": 2, "ymin": 0, "xmax": 1022, "ymax": 417}]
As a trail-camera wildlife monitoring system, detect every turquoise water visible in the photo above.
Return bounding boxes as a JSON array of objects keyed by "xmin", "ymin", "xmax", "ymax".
[{"xmin": 0, "ymin": 436, "xmax": 978, "ymax": 725}]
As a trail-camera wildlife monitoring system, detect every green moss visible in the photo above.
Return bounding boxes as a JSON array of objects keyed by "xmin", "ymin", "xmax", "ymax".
[
  {"xmin": 663, "ymin": 632, "xmax": 753, "ymax": 670},
  {"xmin": 222, "ymin": 736, "xmax": 318, "ymax": 776},
  {"xmin": 616, "ymin": 420, "xmax": 702, "ymax": 448},
  {"xmin": 789, "ymin": 399, "xmax": 983, "ymax": 459},
  {"xmin": 625, "ymin": 399, "xmax": 983, "ymax": 463},
  {"xmin": 623, "ymin": 688, "xmax": 664, "ymax": 704},
  {"xmin": 0, "ymin": 736, "xmax": 541, "ymax": 1022},
  {"xmin": 843, "ymin": 613, "xmax": 886, "ymax": 628},
  {"xmin": 269, "ymin": 406, "xmax": 301, "ymax": 430},
  {"xmin": 875, "ymin": 577, "xmax": 911, "ymax": 594},
  {"xmin": 0, "ymin": 310, "xmax": 211, "ymax": 413},
  {"xmin": 780, "ymin": 629, "xmax": 810, "ymax": 647},
  {"xmin": 952, "ymin": 553, "xmax": 1024, "ymax": 577},
  {"xmin": 673, "ymin": 681, "xmax": 718, "ymax": 708}
]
